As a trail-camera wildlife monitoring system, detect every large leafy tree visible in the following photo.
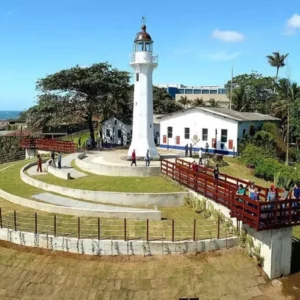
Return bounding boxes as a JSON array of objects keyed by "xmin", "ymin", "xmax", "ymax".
[
  {"xmin": 152, "ymin": 86, "xmax": 182, "ymax": 113},
  {"xmin": 266, "ymin": 51, "xmax": 289, "ymax": 83},
  {"xmin": 226, "ymin": 72, "xmax": 276, "ymax": 113},
  {"xmin": 32, "ymin": 63, "xmax": 130, "ymax": 146}
]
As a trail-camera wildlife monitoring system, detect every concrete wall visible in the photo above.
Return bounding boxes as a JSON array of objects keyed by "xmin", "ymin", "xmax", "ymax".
[
  {"xmin": 0, "ymin": 188, "xmax": 161, "ymax": 220},
  {"xmin": 0, "ymin": 227, "xmax": 238, "ymax": 256},
  {"xmin": 243, "ymin": 224, "xmax": 293, "ymax": 280},
  {"xmin": 76, "ymin": 154, "xmax": 161, "ymax": 177},
  {"xmin": 159, "ymin": 109, "xmax": 238, "ymax": 155},
  {"xmin": 47, "ymin": 165, "xmax": 70, "ymax": 180},
  {"xmin": 190, "ymin": 190, "xmax": 293, "ymax": 280},
  {"xmin": 21, "ymin": 162, "xmax": 188, "ymax": 207}
]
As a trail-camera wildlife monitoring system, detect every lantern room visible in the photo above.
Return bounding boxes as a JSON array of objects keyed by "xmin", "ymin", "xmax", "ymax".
[{"xmin": 134, "ymin": 25, "xmax": 153, "ymax": 52}]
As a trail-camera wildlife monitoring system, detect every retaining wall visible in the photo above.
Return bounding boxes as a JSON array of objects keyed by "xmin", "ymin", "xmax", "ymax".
[
  {"xmin": 0, "ymin": 188, "xmax": 161, "ymax": 220},
  {"xmin": 0, "ymin": 227, "xmax": 238, "ymax": 256},
  {"xmin": 76, "ymin": 153, "xmax": 161, "ymax": 177},
  {"xmin": 47, "ymin": 165, "xmax": 70, "ymax": 180},
  {"xmin": 21, "ymin": 162, "xmax": 188, "ymax": 207}
]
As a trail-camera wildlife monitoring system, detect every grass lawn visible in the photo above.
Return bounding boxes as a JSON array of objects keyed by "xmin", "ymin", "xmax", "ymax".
[
  {"xmin": 222, "ymin": 157, "xmax": 272, "ymax": 188},
  {"xmin": 0, "ymin": 161, "xmax": 228, "ymax": 241},
  {"xmin": 29, "ymin": 161, "xmax": 182, "ymax": 193}
]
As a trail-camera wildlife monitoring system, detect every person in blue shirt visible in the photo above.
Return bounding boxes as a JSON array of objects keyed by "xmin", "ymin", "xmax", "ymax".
[{"xmin": 292, "ymin": 183, "xmax": 300, "ymax": 209}]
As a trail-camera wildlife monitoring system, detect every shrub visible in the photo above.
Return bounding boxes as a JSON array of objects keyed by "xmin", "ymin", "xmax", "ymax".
[
  {"xmin": 241, "ymin": 144, "xmax": 265, "ymax": 167},
  {"xmin": 254, "ymin": 158, "xmax": 284, "ymax": 181}
]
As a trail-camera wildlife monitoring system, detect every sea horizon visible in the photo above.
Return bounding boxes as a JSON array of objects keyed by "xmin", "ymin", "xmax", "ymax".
[{"xmin": 0, "ymin": 111, "xmax": 21, "ymax": 121}]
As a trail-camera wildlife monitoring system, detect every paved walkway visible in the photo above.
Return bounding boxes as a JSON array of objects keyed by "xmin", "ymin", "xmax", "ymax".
[
  {"xmin": 28, "ymin": 153, "xmax": 86, "ymax": 178},
  {"xmin": 32, "ymin": 192, "xmax": 158, "ymax": 212}
]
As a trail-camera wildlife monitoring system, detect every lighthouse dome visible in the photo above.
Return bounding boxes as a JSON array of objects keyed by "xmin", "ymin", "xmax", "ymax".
[{"xmin": 134, "ymin": 25, "xmax": 152, "ymax": 42}]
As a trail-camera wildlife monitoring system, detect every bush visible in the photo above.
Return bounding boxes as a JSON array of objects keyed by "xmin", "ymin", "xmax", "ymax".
[
  {"xmin": 254, "ymin": 158, "xmax": 284, "ymax": 181},
  {"xmin": 241, "ymin": 144, "xmax": 265, "ymax": 167}
]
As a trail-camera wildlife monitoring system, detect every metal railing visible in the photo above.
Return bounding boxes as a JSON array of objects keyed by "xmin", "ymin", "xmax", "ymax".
[
  {"xmin": 0, "ymin": 208, "xmax": 230, "ymax": 242},
  {"xmin": 130, "ymin": 53, "xmax": 158, "ymax": 64},
  {"xmin": 161, "ymin": 159, "xmax": 300, "ymax": 231}
]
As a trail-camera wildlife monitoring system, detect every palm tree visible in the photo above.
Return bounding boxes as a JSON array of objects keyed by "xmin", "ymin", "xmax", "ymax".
[
  {"xmin": 266, "ymin": 51, "xmax": 289, "ymax": 84},
  {"xmin": 191, "ymin": 97, "xmax": 205, "ymax": 107},
  {"xmin": 231, "ymin": 87, "xmax": 248, "ymax": 111},
  {"xmin": 178, "ymin": 96, "xmax": 191, "ymax": 109},
  {"xmin": 271, "ymin": 79, "xmax": 300, "ymax": 164},
  {"xmin": 208, "ymin": 98, "xmax": 220, "ymax": 108}
]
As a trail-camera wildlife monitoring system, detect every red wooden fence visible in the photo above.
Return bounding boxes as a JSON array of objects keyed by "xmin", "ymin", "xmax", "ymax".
[
  {"xmin": 161, "ymin": 159, "xmax": 300, "ymax": 231},
  {"xmin": 20, "ymin": 138, "xmax": 76, "ymax": 153}
]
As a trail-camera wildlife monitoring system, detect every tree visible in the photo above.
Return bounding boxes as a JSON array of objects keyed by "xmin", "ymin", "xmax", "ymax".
[
  {"xmin": 191, "ymin": 97, "xmax": 205, "ymax": 107},
  {"xmin": 152, "ymin": 86, "xmax": 181, "ymax": 113},
  {"xmin": 226, "ymin": 72, "xmax": 276, "ymax": 113},
  {"xmin": 207, "ymin": 98, "xmax": 220, "ymax": 107},
  {"xmin": 34, "ymin": 63, "xmax": 130, "ymax": 146},
  {"xmin": 266, "ymin": 51, "xmax": 289, "ymax": 83},
  {"xmin": 178, "ymin": 96, "xmax": 191, "ymax": 109},
  {"xmin": 271, "ymin": 79, "xmax": 300, "ymax": 164},
  {"xmin": 231, "ymin": 86, "xmax": 248, "ymax": 111}
]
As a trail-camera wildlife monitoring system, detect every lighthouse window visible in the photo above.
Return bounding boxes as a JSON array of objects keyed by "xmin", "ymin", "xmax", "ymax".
[
  {"xmin": 136, "ymin": 73, "xmax": 139, "ymax": 81},
  {"xmin": 167, "ymin": 126, "xmax": 173, "ymax": 138}
]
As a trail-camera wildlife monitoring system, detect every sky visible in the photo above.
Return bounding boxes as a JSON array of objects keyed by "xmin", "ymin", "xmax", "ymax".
[{"xmin": 0, "ymin": 0, "xmax": 300, "ymax": 110}]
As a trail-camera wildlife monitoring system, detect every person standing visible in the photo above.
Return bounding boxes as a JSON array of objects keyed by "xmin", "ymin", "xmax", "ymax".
[
  {"xmin": 145, "ymin": 149, "xmax": 150, "ymax": 167},
  {"xmin": 213, "ymin": 165, "xmax": 219, "ymax": 182},
  {"xmin": 185, "ymin": 144, "xmax": 188, "ymax": 157},
  {"xmin": 131, "ymin": 149, "xmax": 137, "ymax": 166},
  {"xmin": 78, "ymin": 137, "xmax": 81, "ymax": 149},
  {"xmin": 57, "ymin": 152, "xmax": 62, "ymax": 169},
  {"xmin": 51, "ymin": 151, "xmax": 56, "ymax": 168},
  {"xmin": 36, "ymin": 154, "xmax": 42, "ymax": 173},
  {"xmin": 189, "ymin": 143, "xmax": 193, "ymax": 157},
  {"xmin": 198, "ymin": 147, "xmax": 203, "ymax": 165}
]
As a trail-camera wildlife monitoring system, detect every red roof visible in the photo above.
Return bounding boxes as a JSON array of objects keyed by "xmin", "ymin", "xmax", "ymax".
[{"xmin": 4, "ymin": 130, "xmax": 32, "ymax": 137}]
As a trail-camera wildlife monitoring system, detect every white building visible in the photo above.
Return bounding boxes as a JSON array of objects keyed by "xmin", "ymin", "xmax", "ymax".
[
  {"xmin": 102, "ymin": 115, "xmax": 162, "ymax": 146},
  {"xmin": 128, "ymin": 24, "xmax": 159, "ymax": 158},
  {"xmin": 158, "ymin": 107, "xmax": 279, "ymax": 156}
]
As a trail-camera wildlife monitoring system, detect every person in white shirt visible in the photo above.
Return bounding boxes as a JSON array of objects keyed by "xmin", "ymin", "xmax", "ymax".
[{"xmin": 198, "ymin": 147, "xmax": 203, "ymax": 165}]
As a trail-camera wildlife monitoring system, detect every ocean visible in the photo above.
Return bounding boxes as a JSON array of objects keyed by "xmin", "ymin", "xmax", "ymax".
[{"xmin": 0, "ymin": 111, "xmax": 21, "ymax": 121}]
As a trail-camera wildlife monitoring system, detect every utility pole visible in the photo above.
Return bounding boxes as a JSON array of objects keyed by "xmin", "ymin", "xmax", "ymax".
[{"xmin": 229, "ymin": 66, "xmax": 233, "ymax": 110}]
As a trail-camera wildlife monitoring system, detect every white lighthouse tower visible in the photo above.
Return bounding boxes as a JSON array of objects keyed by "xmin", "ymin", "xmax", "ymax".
[{"xmin": 127, "ymin": 21, "xmax": 159, "ymax": 159}]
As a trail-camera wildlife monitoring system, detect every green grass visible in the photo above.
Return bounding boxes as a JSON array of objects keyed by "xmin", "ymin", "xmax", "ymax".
[
  {"xmin": 30, "ymin": 162, "xmax": 182, "ymax": 193},
  {"xmin": 221, "ymin": 157, "xmax": 272, "ymax": 188},
  {"xmin": 0, "ymin": 160, "xmax": 229, "ymax": 240},
  {"xmin": 61, "ymin": 130, "xmax": 91, "ymax": 145}
]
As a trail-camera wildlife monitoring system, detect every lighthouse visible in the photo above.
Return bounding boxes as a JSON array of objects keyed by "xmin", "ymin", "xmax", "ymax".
[{"xmin": 127, "ymin": 22, "xmax": 159, "ymax": 159}]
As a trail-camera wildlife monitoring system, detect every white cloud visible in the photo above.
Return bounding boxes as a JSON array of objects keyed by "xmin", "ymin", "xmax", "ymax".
[
  {"xmin": 211, "ymin": 29, "xmax": 245, "ymax": 42},
  {"xmin": 206, "ymin": 51, "xmax": 241, "ymax": 61},
  {"xmin": 284, "ymin": 13, "xmax": 300, "ymax": 35}
]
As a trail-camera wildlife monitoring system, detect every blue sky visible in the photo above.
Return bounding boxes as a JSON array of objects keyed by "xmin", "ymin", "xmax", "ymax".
[{"xmin": 0, "ymin": 0, "xmax": 299, "ymax": 110}]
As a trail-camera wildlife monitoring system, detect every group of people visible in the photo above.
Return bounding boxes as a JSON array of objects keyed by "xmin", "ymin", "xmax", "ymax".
[
  {"xmin": 36, "ymin": 151, "xmax": 62, "ymax": 172},
  {"xmin": 130, "ymin": 149, "xmax": 151, "ymax": 167}
]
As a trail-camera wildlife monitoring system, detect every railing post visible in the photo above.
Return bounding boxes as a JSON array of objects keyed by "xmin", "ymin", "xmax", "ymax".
[
  {"xmin": 35, "ymin": 213, "xmax": 37, "ymax": 235},
  {"xmin": 98, "ymin": 218, "xmax": 100, "ymax": 240},
  {"xmin": 217, "ymin": 217, "xmax": 220, "ymax": 239},
  {"xmin": 54, "ymin": 214, "xmax": 57, "ymax": 237},
  {"xmin": 257, "ymin": 202, "xmax": 261, "ymax": 230},
  {"xmin": 172, "ymin": 219, "xmax": 175, "ymax": 242},
  {"xmin": 124, "ymin": 218, "xmax": 127, "ymax": 241},
  {"xmin": 14, "ymin": 210, "xmax": 17, "ymax": 231},
  {"xmin": 78, "ymin": 217, "xmax": 81, "ymax": 239},
  {"xmin": 146, "ymin": 219, "xmax": 149, "ymax": 242},
  {"xmin": 193, "ymin": 219, "xmax": 196, "ymax": 241},
  {"xmin": 0, "ymin": 208, "xmax": 2, "ymax": 228}
]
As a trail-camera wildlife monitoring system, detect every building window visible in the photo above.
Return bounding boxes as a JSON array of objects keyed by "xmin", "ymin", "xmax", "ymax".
[
  {"xmin": 118, "ymin": 130, "xmax": 122, "ymax": 138},
  {"xmin": 114, "ymin": 119, "xmax": 117, "ymax": 125},
  {"xmin": 136, "ymin": 73, "xmax": 139, "ymax": 81},
  {"xmin": 202, "ymin": 90, "xmax": 209, "ymax": 94},
  {"xmin": 210, "ymin": 90, "xmax": 217, "ymax": 94},
  {"xmin": 184, "ymin": 128, "xmax": 190, "ymax": 139},
  {"xmin": 106, "ymin": 129, "xmax": 110, "ymax": 137},
  {"xmin": 242, "ymin": 129, "xmax": 246, "ymax": 137},
  {"xmin": 185, "ymin": 89, "xmax": 193, "ymax": 94},
  {"xmin": 202, "ymin": 128, "xmax": 208, "ymax": 141},
  {"xmin": 221, "ymin": 129, "xmax": 228, "ymax": 143},
  {"xmin": 167, "ymin": 126, "xmax": 173, "ymax": 138},
  {"xmin": 178, "ymin": 89, "xmax": 185, "ymax": 94}
]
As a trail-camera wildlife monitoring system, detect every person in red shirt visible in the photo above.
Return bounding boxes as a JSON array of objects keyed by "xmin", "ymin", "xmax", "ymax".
[
  {"xmin": 131, "ymin": 149, "xmax": 137, "ymax": 166},
  {"xmin": 36, "ymin": 154, "xmax": 42, "ymax": 172},
  {"xmin": 192, "ymin": 160, "xmax": 197, "ymax": 172}
]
